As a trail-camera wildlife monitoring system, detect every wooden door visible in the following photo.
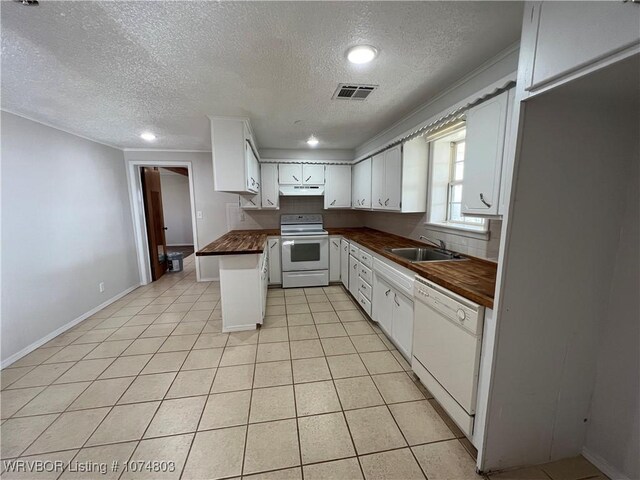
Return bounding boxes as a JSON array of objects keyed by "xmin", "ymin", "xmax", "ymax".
[{"xmin": 141, "ymin": 167, "xmax": 168, "ymax": 281}]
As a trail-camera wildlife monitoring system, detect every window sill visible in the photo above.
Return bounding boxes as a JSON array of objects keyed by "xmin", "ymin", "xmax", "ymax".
[{"xmin": 424, "ymin": 222, "xmax": 490, "ymax": 240}]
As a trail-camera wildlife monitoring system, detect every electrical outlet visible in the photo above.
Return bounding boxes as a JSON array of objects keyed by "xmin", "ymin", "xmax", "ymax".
[
  {"xmin": 196, "ymin": 211, "xmax": 203, "ymax": 219},
  {"xmin": 99, "ymin": 282, "xmax": 105, "ymax": 293}
]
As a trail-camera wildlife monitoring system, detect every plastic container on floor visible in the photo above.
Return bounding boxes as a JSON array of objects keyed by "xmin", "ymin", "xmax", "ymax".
[{"xmin": 167, "ymin": 252, "xmax": 184, "ymax": 272}]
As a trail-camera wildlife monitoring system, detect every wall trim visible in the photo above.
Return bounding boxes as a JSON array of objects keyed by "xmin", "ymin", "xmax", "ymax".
[
  {"xmin": 198, "ymin": 276, "xmax": 220, "ymax": 282},
  {"xmin": 123, "ymin": 148, "xmax": 211, "ymax": 153},
  {"xmin": 1, "ymin": 283, "xmax": 141, "ymax": 369},
  {"xmin": 582, "ymin": 447, "xmax": 630, "ymax": 480}
]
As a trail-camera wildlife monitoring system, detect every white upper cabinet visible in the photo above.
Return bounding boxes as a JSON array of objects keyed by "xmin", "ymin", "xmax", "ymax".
[
  {"xmin": 371, "ymin": 153, "xmax": 385, "ymax": 209},
  {"xmin": 523, "ymin": 2, "xmax": 640, "ymax": 96},
  {"xmin": 210, "ymin": 117, "xmax": 260, "ymax": 194},
  {"xmin": 302, "ymin": 164, "xmax": 325, "ymax": 184},
  {"xmin": 324, "ymin": 165, "xmax": 351, "ymax": 209},
  {"xmin": 278, "ymin": 164, "xmax": 302, "ymax": 185},
  {"xmin": 372, "ymin": 145, "xmax": 403, "ymax": 211},
  {"xmin": 261, "ymin": 164, "xmax": 279, "ymax": 209},
  {"xmin": 352, "ymin": 158, "xmax": 372, "ymax": 209},
  {"xmin": 462, "ymin": 90, "xmax": 510, "ymax": 216}
]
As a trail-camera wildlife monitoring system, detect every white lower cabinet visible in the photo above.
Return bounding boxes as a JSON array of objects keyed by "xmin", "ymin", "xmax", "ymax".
[
  {"xmin": 392, "ymin": 290, "xmax": 413, "ymax": 359},
  {"xmin": 267, "ymin": 237, "xmax": 281, "ymax": 284},
  {"xmin": 329, "ymin": 236, "xmax": 341, "ymax": 282},
  {"xmin": 340, "ymin": 239, "xmax": 350, "ymax": 289},
  {"xmin": 372, "ymin": 274, "xmax": 393, "ymax": 336},
  {"xmin": 348, "ymin": 253, "xmax": 359, "ymax": 298}
]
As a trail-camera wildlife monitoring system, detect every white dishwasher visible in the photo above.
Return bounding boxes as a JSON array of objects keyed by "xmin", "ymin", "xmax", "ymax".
[{"xmin": 412, "ymin": 276, "xmax": 484, "ymax": 437}]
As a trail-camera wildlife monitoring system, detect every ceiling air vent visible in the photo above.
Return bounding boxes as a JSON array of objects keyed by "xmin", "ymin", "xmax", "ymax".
[{"xmin": 332, "ymin": 84, "xmax": 377, "ymax": 101}]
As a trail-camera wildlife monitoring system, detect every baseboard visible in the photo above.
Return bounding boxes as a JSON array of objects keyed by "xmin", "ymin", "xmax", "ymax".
[
  {"xmin": 582, "ymin": 447, "xmax": 630, "ymax": 480},
  {"xmin": 198, "ymin": 277, "xmax": 220, "ymax": 282},
  {"xmin": 1, "ymin": 283, "xmax": 141, "ymax": 369}
]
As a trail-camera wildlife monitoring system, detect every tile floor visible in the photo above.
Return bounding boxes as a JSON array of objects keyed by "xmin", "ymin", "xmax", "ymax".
[{"xmin": 1, "ymin": 255, "xmax": 607, "ymax": 480}]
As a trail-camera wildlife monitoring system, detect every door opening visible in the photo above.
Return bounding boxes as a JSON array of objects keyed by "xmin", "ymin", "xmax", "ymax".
[{"xmin": 141, "ymin": 167, "xmax": 168, "ymax": 281}]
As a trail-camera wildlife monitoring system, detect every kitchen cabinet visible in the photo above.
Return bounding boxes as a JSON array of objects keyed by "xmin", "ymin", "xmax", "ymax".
[
  {"xmin": 371, "ymin": 271, "xmax": 413, "ymax": 359},
  {"xmin": 267, "ymin": 237, "xmax": 281, "ymax": 284},
  {"xmin": 303, "ymin": 164, "xmax": 325, "ymax": 184},
  {"xmin": 324, "ymin": 165, "xmax": 351, "ymax": 209},
  {"xmin": 210, "ymin": 117, "xmax": 261, "ymax": 194},
  {"xmin": 278, "ymin": 163, "xmax": 325, "ymax": 185},
  {"xmin": 260, "ymin": 164, "xmax": 279, "ymax": 209},
  {"xmin": 239, "ymin": 193, "xmax": 261, "ymax": 209},
  {"xmin": 348, "ymin": 253, "xmax": 359, "ymax": 298},
  {"xmin": 372, "ymin": 274, "xmax": 393, "ymax": 334},
  {"xmin": 462, "ymin": 90, "xmax": 510, "ymax": 216},
  {"xmin": 352, "ymin": 158, "xmax": 372, "ymax": 209},
  {"xmin": 329, "ymin": 236, "xmax": 341, "ymax": 283},
  {"xmin": 522, "ymin": 2, "xmax": 640, "ymax": 96},
  {"xmin": 340, "ymin": 239, "xmax": 349, "ymax": 289},
  {"xmin": 372, "ymin": 145, "xmax": 402, "ymax": 211}
]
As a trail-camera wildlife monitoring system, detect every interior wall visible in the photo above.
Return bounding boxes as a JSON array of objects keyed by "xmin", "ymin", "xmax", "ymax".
[
  {"xmin": 159, "ymin": 171, "xmax": 194, "ymax": 245},
  {"xmin": 1, "ymin": 112, "xmax": 139, "ymax": 365},
  {"xmin": 259, "ymin": 148, "xmax": 353, "ymax": 162}
]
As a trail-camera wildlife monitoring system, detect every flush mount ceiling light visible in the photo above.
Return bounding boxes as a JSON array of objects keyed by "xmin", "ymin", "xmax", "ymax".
[
  {"xmin": 307, "ymin": 136, "xmax": 319, "ymax": 147},
  {"xmin": 346, "ymin": 45, "xmax": 378, "ymax": 64},
  {"xmin": 140, "ymin": 132, "xmax": 156, "ymax": 142}
]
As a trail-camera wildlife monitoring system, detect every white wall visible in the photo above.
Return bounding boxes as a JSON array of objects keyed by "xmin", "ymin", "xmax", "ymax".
[
  {"xmin": 159, "ymin": 171, "xmax": 193, "ymax": 245},
  {"xmin": 123, "ymin": 151, "xmax": 237, "ymax": 281},
  {"xmin": 1, "ymin": 112, "xmax": 139, "ymax": 364}
]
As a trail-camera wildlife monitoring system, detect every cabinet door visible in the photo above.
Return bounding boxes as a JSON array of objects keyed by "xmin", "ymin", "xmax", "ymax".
[
  {"xmin": 353, "ymin": 158, "xmax": 372, "ymax": 209},
  {"xmin": 261, "ymin": 164, "xmax": 279, "ymax": 209},
  {"xmin": 352, "ymin": 162, "xmax": 361, "ymax": 208},
  {"xmin": 325, "ymin": 165, "xmax": 352, "ymax": 208},
  {"xmin": 348, "ymin": 255, "xmax": 359, "ymax": 298},
  {"xmin": 371, "ymin": 153, "xmax": 385, "ymax": 209},
  {"xmin": 239, "ymin": 193, "xmax": 261, "ymax": 209},
  {"xmin": 372, "ymin": 274, "xmax": 393, "ymax": 336},
  {"xmin": 279, "ymin": 164, "xmax": 302, "ymax": 185},
  {"xmin": 392, "ymin": 290, "xmax": 413, "ymax": 358},
  {"xmin": 244, "ymin": 142, "xmax": 259, "ymax": 193},
  {"xmin": 462, "ymin": 91, "xmax": 509, "ymax": 216},
  {"xmin": 383, "ymin": 146, "xmax": 402, "ymax": 210},
  {"xmin": 302, "ymin": 164, "xmax": 325, "ymax": 184},
  {"xmin": 267, "ymin": 238, "xmax": 281, "ymax": 284},
  {"xmin": 340, "ymin": 239, "xmax": 350, "ymax": 289},
  {"xmin": 329, "ymin": 236, "xmax": 341, "ymax": 282}
]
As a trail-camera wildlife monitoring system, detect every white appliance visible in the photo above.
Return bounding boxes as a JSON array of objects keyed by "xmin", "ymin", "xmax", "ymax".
[
  {"xmin": 412, "ymin": 276, "xmax": 484, "ymax": 437},
  {"xmin": 280, "ymin": 214, "xmax": 329, "ymax": 288},
  {"xmin": 279, "ymin": 185, "xmax": 324, "ymax": 196}
]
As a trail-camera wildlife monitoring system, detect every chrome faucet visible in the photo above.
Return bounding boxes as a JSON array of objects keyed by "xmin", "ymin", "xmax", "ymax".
[{"xmin": 419, "ymin": 235, "xmax": 446, "ymax": 250}]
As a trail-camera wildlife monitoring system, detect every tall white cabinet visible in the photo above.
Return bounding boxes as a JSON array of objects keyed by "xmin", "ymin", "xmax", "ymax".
[
  {"xmin": 352, "ymin": 158, "xmax": 372, "ymax": 209},
  {"xmin": 261, "ymin": 164, "xmax": 279, "ymax": 209},
  {"xmin": 371, "ymin": 145, "xmax": 402, "ymax": 210},
  {"xmin": 324, "ymin": 165, "xmax": 351, "ymax": 209}
]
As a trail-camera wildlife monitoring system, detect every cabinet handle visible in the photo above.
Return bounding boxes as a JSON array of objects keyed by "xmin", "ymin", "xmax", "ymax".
[
  {"xmin": 480, "ymin": 193, "xmax": 492, "ymax": 208},
  {"xmin": 353, "ymin": 264, "xmax": 357, "ymax": 270},
  {"xmin": 293, "ymin": 175, "xmax": 299, "ymax": 182},
  {"xmin": 384, "ymin": 198, "xmax": 389, "ymax": 206},
  {"xmin": 251, "ymin": 177, "xmax": 255, "ymax": 185},
  {"xmin": 378, "ymin": 199, "xmax": 383, "ymax": 206},
  {"xmin": 394, "ymin": 293, "xmax": 400, "ymax": 307},
  {"xmin": 267, "ymin": 199, "xmax": 274, "ymax": 205},
  {"xmin": 330, "ymin": 199, "xmax": 336, "ymax": 206},
  {"xmin": 270, "ymin": 242, "xmax": 276, "ymax": 249},
  {"xmin": 385, "ymin": 289, "xmax": 391, "ymax": 296},
  {"xmin": 305, "ymin": 176, "xmax": 312, "ymax": 182},
  {"xmin": 249, "ymin": 198, "xmax": 255, "ymax": 205},
  {"xmin": 361, "ymin": 198, "xmax": 365, "ymax": 205},
  {"xmin": 344, "ymin": 246, "xmax": 347, "ymax": 251},
  {"xmin": 332, "ymin": 241, "xmax": 339, "ymax": 248}
]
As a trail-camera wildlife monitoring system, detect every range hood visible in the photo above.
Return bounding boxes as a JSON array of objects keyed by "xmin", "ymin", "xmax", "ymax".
[{"xmin": 279, "ymin": 185, "xmax": 325, "ymax": 196}]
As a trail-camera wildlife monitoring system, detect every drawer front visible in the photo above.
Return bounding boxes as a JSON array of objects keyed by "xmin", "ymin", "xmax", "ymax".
[
  {"xmin": 359, "ymin": 264, "xmax": 373, "ymax": 285},
  {"xmin": 358, "ymin": 277, "xmax": 372, "ymax": 301},
  {"xmin": 357, "ymin": 291, "xmax": 372, "ymax": 316},
  {"xmin": 359, "ymin": 250, "xmax": 373, "ymax": 268},
  {"xmin": 349, "ymin": 244, "xmax": 359, "ymax": 256}
]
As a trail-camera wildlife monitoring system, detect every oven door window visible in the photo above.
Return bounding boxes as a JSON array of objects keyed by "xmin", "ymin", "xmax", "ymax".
[{"xmin": 290, "ymin": 242, "xmax": 321, "ymax": 262}]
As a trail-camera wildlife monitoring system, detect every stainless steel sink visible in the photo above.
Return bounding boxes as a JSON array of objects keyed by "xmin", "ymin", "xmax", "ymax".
[{"xmin": 386, "ymin": 247, "xmax": 466, "ymax": 263}]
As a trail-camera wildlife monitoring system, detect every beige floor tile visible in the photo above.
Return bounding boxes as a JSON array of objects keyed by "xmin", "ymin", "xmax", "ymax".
[
  {"xmin": 263, "ymin": 315, "xmax": 287, "ymax": 328},
  {"xmin": 122, "ymin": 434, "xmax": 193, "ymax": 480},
  {"xmin": 360, "ymin": 448, "xmax": 426, "ymax": 480},
  {"xmin": 199, "ymin": 390, "xmax": 251, "ymax": 430},
  {"xmin": 287, "ymin": 313, "xmax": 314, "ymax": 327},
  {"xmin": 211, "ymin": 364, "xmax": 254, "ymax": 393},
  {"xmin": 109, "ymin": 325, "xmax": 147, "ymax": 341},
  {"xmin": 312, "ymin": 311, "xmax": 340, "ymax": 324},
  {"xmin": 250, "ymin": 385, "xmax": 295, "ymax": 423},
  {"xmin": 309, "ymin": 302, "xmax": 335, "ymax": 313},
  {"xmin": 122, "ymin": 337, "xmax": 164, "ymax": 356},
  {"xmin": 141, "ymin": 351, "xmax": 188, "ymax": 374},
  {"xmin": 292, "ymin": 357, "xmax": 331, "ymax": 383},
  {"xmin": 74, "ymin": 329, "xmax": 118, "ymax": 344},
  {"xmin": 3, "ymin": 450, "xmax": 78, "ymax": 480},
  {"xmin": 258, "ymin": 327, "xmax": 289, "ymax": 343},
  {"xmin": 320, "ymin": 337, "xmax": 356, "ymax": 356},
  {"xmin": 326, "ymin": 293, "xmax": 350, "ymax": 303},
  {"xmin": 155, "ymin": 312, "xmax": 186, "ymax": 324},
  {"xmin": 144, "ymin": 396, "xmax": 206, "ymax": 437},
  {"xmin": 256, "ymin": 342, "xmax": 291, "ymax": 363},
  {"xmin": 244, "ymin": 419, "xmax": 300, "ymax": 475},
  {"xmin": 14, "ymin": 382, "xmax": 90, "ymax": 417},
  {"xmin": 98, "ymin": 355, "xmax": 151, "ymax": 379},
  {"xmin": 140, "ymin": 324, "xmax": 176, "ymax": 338},
  {"xmin": 412, "ymin": 440, "xmax": 482, "ymax": 480},
  {"xmin": 372, "ymin": 372, "xmax": 425, "ymax": 404},
  {"xmin": 114, "ymin": 306, "xmax": 145, "ymax": 317},
  {"xmin": 43, "ymin": 344, "xmax": 97, "ymax": 364},
  {"xmin": 0, "ymin": 414, "xmax": 58, "ymax": 459},
  {"xmin": 253, "ymin": 360, "xmax": 292, "ymax": 388},
  {"xmin": 227, "ymin": 330, "xmax": 259, "ymax": 346},
  {"xmin": 389, "ymin": 400, "xmax": 455, "ymax": 446},
  {"xmin": 166, "ymin": 368, "xmax": 215, "ymax": 398},
  {"xmin": 244, "ymin": 467, "xmax": 302, "ymax": 479},
  {"xmin": 61, "ymin": 442, "xmax": 137, "ymax": 479},
  {"xmin": 294, "ymin": 380, "xmax": 341, "ymax": 416},
  {"xmin": 69, "ymin": 377, "xmax": 134, "ymax": 410},
  {"xmin": 193, "ymin": 333, "xmax": 228, "ymax": 350},
  {"xmin": 0, "ymin": 386, "xmax": 45, "ymax": 419},
  {"xmin": 287, "ymin": 304, "xmax": 311, "ymax": 315},
  {"xmin": 266, "ymin": 305, "xmax": 286, "ymax": 316},
  {"xmin": 118, "ymin": 372, "xmax": 176, "ymax": 403},
  {"xmin": 84, "ymin": 340, "xmax": 135, "ymax": 359},
  {"xmin": 26, "ymin": 408, "xmax": 110, "ymax": 455},
  {"xmin": 126, "ymin": 314, "xmax": 160, "ymax": 327},
  {"xmin": 327, "ymin": 354, "xmax": 369, "ymax": 379},
  {"xmin": 96, "ymin": 316, "xmax": 133, "ymax": 329},
  {"xmin": 350, "ymin": 334, "xmax": 388, "ymax": 353},
  {"xmin": 54, "ymin": 358, "xmax": 113, "ymax": 384},
  {"xmin": 9, "ymin": 347, "xmax": 61, "ymax": 367},
  {"xmin": 172, "ymin": 322, "xmax": 206, "ymax": 335},
  {"xmin": 391, "ymin": 350, "xmax": 412, "ymax": 371},
  {"xmin": 9, "ymin": 362, "xmax": 75, "ymax": 389},
  {"xmin": 344, "ymin": 321, "xmax": 375, "ymax": 336},
  {"xmin": 267, "ymin": 297, "xmax": 286, "ymax": 306},
  {"xmin": 540, "ymin": 455, "xmax": 604, "ymax": 480},
  {"xmin": 316, "ymin": 323, "xmax": 348, "ymax": 338},
  {"xmin": 164, "ymin": 303, "xmax": 192, "ymax": 313},
  {"xmin": 220, "ymin": 345, "xmax": 257, "ymax": 367},
  {"xmin": 298, "ymin": 412, "xmax": 355, "ymax": 464},
  {"xmin": 489, "ymin": 467, "xmax": 553, "ymax": 480},
  {"xmin": 306, "ymin": 294, "xmax": 329, "ymax": 303},
  {"xmin": 182, "ymin": 426, "xmax": 246, "ymax": 480},
  {"xmin": 139, "ymin": 304, "xmax": 169, "ymax": 315},
  {"xmin": 285, "ymin": 296, "xmax": 308, "ymax": 305},
  {"xmin": 182, "ymin": 347, "xmax": 223, "ymax": 370},
  {"xmin": 331, "ymin": 301, "xmax": 357, "ymax": 311},
  {"xmin": 360, "ymin": 351, "xmax": 403, "ymax": 375},
  {"xmin": 1, "ymin": 366, "xmax": 35, "ymax": 390},
  {"xmin": 303, "ymin": 458, "xmax": 363, "ymax": 480},
  {"xmin": 290, "ymin": 339, "xmax": 324, "ymax": 359},
  {"xmin": 288, "ymin": 326, "xmax": 318, "ymax": 341},
  {"xmin": 86, "ymin": 402, "xmax": 159, "ymax": 446},
  {"xmin": 345, "ymin": 406, "xmax": 406, "ymax": 455},
  {"xmin": 377, "ymin": 334, "xmax": 395, "ymax": 349}
]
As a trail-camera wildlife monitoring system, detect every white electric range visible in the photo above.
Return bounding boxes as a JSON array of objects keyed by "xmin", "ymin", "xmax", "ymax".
[{"xmin": 280, "ymin": 214, "xmax": 329, "ymax": 288}]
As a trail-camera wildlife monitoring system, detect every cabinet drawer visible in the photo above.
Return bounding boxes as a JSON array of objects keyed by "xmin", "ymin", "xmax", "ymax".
[
  {"xmin": 358, "ymin": 277, "xmax": 372, "ymax": 301},
  {"xmin": 359, "ymin": 250, "xmax": 373, "ymax": 268},
  {"xmin": 359, "ymin": 264, "xmax": 373, "ymax": 285},
  {"xmin": 349, "ymin": 244, "xmax": 359, "ymax": 256},
  {"xmin": 357, "ymin": 291, "xmax": 372, "ymax": 316}
]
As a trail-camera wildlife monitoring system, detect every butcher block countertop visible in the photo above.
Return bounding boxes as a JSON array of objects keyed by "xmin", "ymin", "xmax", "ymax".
[{"xmin": 196, "ymin": 227, "xmax": 497, "ymax": 308}]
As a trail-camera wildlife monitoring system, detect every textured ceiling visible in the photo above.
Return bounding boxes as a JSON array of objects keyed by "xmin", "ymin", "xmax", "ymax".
[{"xmin": 1, "ymin": 2, "xmax": 523, "ymax": 150}]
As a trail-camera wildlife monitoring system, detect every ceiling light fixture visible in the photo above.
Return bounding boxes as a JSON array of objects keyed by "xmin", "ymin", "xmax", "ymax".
[
  {"xmin": 307, "ymin": 136, "xmax": 319, "ymax": 147},
  {"xmin": 140, "ymin": 132, "xmax": 156, "ymax": 142},
  {"xmin": 346, "ymin": 45, "xmax": 378, "ymax": 64}
]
